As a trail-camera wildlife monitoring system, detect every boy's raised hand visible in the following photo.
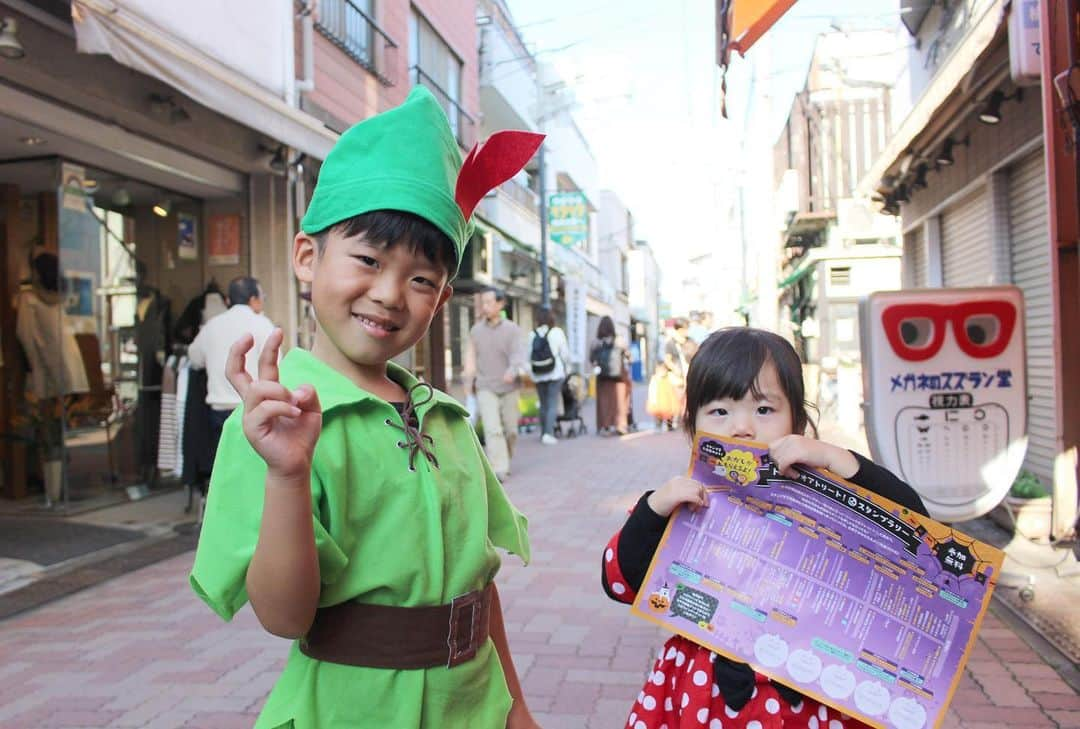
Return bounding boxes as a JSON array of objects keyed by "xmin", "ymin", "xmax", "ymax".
[
  {"xmin": 769, "ymin": 434, "xmax": 859, "ymax": 480},
  {"xmin": 647, "ymin": 475, "xmax": 710, "ymax": 518},
  {"xmin": 226, "ymin": 328, "xmax": 322, "ymax": 482}
]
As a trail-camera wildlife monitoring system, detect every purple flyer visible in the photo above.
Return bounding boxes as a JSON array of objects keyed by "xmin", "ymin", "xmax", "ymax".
[{"xmin": 630, "ymin": 434, "xmax": 1004, "ymax": 729}]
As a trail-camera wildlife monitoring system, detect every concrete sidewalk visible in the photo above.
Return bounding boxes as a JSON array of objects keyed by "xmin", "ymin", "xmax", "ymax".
[{"xmin": 1, "ymin": 418, "xmax": 1078, "ymax": 728}]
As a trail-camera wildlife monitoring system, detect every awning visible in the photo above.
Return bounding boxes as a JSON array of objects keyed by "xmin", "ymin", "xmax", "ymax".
[
  {"xmin": 717, "ymin": 0, "xmax": 798, "ymax": 65},
  {"xmin": 855, "ymin": 0, "xmax": 1005, "ymax": 196},
  {"xmin": 72, "ymin": 0, "xmax": 337, "ymax": 160}
]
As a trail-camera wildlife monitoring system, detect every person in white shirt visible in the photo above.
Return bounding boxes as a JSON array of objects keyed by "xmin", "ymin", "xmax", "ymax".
[
  {"xmin": 529, "ymin": 306, "xmax": 571, "ymax": 445},
  {"xmin": 187, "ymin": 276, "xmax": 275, "ymax": 460}
]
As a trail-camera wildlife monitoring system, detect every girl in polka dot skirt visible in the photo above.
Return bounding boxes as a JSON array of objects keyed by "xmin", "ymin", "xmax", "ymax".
[{"xmin": 602, "ymin": 328, "xmax": 928, "ymax": 729}]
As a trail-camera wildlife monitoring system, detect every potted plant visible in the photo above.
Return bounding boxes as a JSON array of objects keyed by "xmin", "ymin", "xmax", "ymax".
[{"xmin": 992, "ymin": 470, "xmax": 1053, "ymax": 542}]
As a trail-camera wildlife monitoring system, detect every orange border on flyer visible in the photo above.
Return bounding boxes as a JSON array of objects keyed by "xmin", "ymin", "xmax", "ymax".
[{"xmin": 628, "ymin": 432, "xmax": 1005, "ymax": 729}]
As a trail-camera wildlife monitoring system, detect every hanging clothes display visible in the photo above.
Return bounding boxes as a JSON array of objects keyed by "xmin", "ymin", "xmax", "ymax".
[
  {"xmin": 156, "ymin": 354, "xmax": 179, "ymax": 474},
  {"xmin": 173, "ymin": 355, "xmax": 190, "ymax": 479}
]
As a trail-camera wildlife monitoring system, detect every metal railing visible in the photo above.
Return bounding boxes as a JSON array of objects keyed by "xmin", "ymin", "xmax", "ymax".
[
  {"xmin": 498, "ymin": 177, "xmax": 539, "ymax": 214},
  {"xmin": 315, "ymin": 0, "xmax": 398, "ymax": 86},
  {"xmin": 410, "ymin": 66, "xmax": 476, "ymax": 148}
]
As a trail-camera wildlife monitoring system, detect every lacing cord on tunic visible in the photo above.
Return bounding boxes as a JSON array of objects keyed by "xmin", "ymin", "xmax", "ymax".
[{"xmin": 385, "ymin": 382, "xmax": 439, "ymax": 471}]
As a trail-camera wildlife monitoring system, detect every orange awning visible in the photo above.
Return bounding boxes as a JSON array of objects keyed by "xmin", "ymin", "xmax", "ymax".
[{"xmin": 720, "ymin": 0, "xmax": 799, "ymax": 60}]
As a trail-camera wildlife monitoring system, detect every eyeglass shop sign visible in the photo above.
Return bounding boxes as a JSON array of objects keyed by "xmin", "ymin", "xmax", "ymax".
[{"xmin": 549, "ymin": 192, "xmax": 588, "ymax": 248}]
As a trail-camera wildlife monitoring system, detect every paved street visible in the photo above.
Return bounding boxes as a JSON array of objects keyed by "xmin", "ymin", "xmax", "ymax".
[{"xmin": 2, "ymin": 425, "xmax": 1079, "ymax": 728}]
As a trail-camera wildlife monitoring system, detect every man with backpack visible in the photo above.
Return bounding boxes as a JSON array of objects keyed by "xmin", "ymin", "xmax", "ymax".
[
  {"xmin": 529, "ymin": 306, "xmax": 570, "ymax": 445},
  {"xmin": 465, "ymin": 287, "xmax": 528, "ymax": 480}
]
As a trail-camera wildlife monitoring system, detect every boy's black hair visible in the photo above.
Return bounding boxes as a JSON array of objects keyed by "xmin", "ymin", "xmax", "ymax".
[
  {"xmin": 683, "ymin": 327, "xmax": 815, "ymax": 439},
  {"xmin": 312, "ymin": 209, "xmax": 457, "ymax": 277}
]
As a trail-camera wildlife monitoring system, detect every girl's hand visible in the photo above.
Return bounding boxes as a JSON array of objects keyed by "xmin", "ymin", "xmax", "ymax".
[
  {"xmin": 769, "ymin": 435, "xmax": 859, "ymax": 480},
  {"xmin": 226, "ymin": 328, "xmax": 322, "ymax": 482},
  {"xmin": 506, "ymin": 701, "xmax": 542, "ymax": 729},
  {"xmin": 647, "ymin": 476, "xmax": 710, "ymax": 517}
]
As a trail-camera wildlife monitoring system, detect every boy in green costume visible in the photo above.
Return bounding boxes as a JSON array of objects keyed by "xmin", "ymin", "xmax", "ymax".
[{"xmin": 190, "ymin": 86, "xmax": 544, "ymax": 728}]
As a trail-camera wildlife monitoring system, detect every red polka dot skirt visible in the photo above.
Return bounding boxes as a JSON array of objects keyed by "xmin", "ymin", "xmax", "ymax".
[{"xmin": 625, "ymin": 635, "xmax": 873, "ymax": 729}]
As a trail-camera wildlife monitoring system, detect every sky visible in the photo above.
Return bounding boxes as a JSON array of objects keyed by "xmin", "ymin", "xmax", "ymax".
[{"xmin": 504, "ymin": 0, "xmax": 901, "ymax": 307}]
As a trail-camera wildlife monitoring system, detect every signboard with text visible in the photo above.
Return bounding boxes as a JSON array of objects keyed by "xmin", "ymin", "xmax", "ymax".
[{"xmin": 548, "ymin": 191, "xmax": 588, "ymax": 248}]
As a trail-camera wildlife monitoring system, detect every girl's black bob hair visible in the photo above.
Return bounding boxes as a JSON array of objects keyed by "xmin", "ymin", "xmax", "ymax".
[{"xmin": 683, "ymin": 327, "xmax": 816, "ymax": 439}]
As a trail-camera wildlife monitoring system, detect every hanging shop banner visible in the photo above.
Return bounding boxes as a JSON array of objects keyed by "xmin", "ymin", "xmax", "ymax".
[
  {"xmin": 178, "ymin": 212, "xmax": 198, "ymax": 261},
  {"xmin": 58, "ymin": 162, "xmax": 101, "ymax": 329},
  {"xmin": 859, "ymin": 287, "xmax": 1027, "ymax": 523},
  {"xmin": 208, "ymin": 214, "xmax": 241, "ymax": 266},
  {"xmin": 548, "ymin": 191, "xmax": 588, "ymax": 248},
  {"xmin": 632, "ymin": 434, "xmax": 1003, "ymax": 729},
  {"xmin": 563, "ymin": 276, "xmax": 588, "ymax": 369}
]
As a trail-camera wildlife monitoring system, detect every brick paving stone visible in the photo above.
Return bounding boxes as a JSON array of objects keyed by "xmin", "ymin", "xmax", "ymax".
[{"xmin": 1, "ymin": 424, "xmax": 1078, "ymax": 727}]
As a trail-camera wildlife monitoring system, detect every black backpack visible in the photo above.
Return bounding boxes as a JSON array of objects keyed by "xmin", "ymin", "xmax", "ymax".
[
  {"xmin": 596, "ymin": 342, "xmax": 625, "ymax": 379},
  {"xmin": 530, "ymin": 328, "xmax": 556, "ymax": 375}
]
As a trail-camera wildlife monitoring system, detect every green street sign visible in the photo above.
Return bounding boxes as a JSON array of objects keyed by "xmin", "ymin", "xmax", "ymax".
[{"xmin": 548, "ymin": 191, "xmax": 588, "ymax": 248}]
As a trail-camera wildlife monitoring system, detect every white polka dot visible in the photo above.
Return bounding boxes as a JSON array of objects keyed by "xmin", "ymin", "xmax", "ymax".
[
  {"xmin": 612, "ymin": 582, "xmax": 627, "ymax": 595},
  {"xmin": 829, "ymin": 721, "xmax": 843, "ymax": 729},
  {"xmin": 635, "ymin": 722, "xmax": 647, "ymax": 729},
  {"xmin": 665, "ymin": 697, "xmax": 674, "ymax": 712},
  {"xmin": 710, "ymin": 720, "xmax": 724, "ymax": 729},
  {"xmin": 605, "ymin": 547, "xmax": 614, "ymax": 562},
  {"xmin": 711, "ymin": 683, "xmax": 720, "ymax": 698},
  {"xmin": 628, "ymin": 712, "xmax": 636, "ymax": 726},
  {"xmin": 765, "ymin": 698, "xmax": 780, "ymax": 714},
  {"xmin": 688, "ymin": 658, "xmax": 695, "ymax": 672},
  {"xmin": 697, "ymin": 708, "xmax": 709, "ymax": 723},
  {"xmin": 651, "ymin": 670, "xmax": 666, "ymax": 686},
  {"xmin": 791, "ymin": 701, "xmax": 804, "ymax": 714},
  {"xmin": 809, "ymin": 717, "xmax": 820, "ymax": 729},
  {"xmin": 675, "ymin": 651, "xmax": 686, "ymax": 666},
  {"xmin": 751, "ymin": 686, "xmax": 758, "ymax": 699},
  {"xmin": 643, "ymin": 696, "xmax": 657, "ymax": 711},
  {"xmin": 637, "ymin": 691, "xmax": 645, "ymax": 704},
  {"xmin": 693, "ymin": 669, "xmax": 708, "ymax": 686},
  {"xmin": 666, "ymin": 646, "xmax": 678, "ymax": 660},
  {"xmin": 819, "ymin": 705, "xmax": 829, "ymax": 720},
  {"xmin": 724, "ymin": 705, "xmax": 739, "ymax": 718},
  {"xmin": 682, "ymin": 692, "xmax": 691, "ymax": 708},
  {"xmin": 747, "ymin": 722, "xmax": 763, "ymax": 729}
]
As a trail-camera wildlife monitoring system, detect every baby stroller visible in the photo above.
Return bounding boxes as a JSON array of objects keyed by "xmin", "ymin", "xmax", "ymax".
[{"xmin": 555, "ymin": 372, "xmax": 588, "ymax": 438}]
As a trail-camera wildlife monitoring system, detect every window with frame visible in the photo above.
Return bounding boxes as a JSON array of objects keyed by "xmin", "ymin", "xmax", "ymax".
[
  {"xmin": 408, "ymin": 9, "xmax": 467, "ymax": 145},
  {"xmin": 317, "ymin": 0, "xmax": 376, "ymax": 70}
]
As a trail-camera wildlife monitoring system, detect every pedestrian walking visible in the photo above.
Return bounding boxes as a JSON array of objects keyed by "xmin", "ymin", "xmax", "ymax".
[
  {"xmin": 189, "ymin": 86, "xmax": 542, "ymax": 729},
  {"xmin": 601, "ymin": 327, "xmax": 928, "ymax": 729},
  {"xmin": 466, "ymin": 287, "xmax": 528, "ymax": 479},
  {"xmin": 590, "ymin": 315, "xmax": 629, "ymax": 435},
  {"xmin": 645, "ymin": 361, "xmax": 678, "ymax": 430},
  {"xmin": 187, "ymin": 275, "xmax": 274, "ymax": 467},
  {"xmin": 529, "ymin": 305, "xmax": 570, "ymax": 445}
]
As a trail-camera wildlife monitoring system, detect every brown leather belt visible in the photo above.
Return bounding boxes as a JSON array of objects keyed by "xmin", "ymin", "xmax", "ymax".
[{"xmin": 299, "ymin": 584, "xmax": 494, "ymax": 669}]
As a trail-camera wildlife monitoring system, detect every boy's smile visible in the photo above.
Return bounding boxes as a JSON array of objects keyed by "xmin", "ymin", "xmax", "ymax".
[{"xmin": 293, "ymin": 229, "xmax": 452, "ymax": 391}]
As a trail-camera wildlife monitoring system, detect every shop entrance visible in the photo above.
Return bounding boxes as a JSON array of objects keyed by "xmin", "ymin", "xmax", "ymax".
[{"xmin": 0, "ymin": 156, "xmax": 244, "ymax": 514}]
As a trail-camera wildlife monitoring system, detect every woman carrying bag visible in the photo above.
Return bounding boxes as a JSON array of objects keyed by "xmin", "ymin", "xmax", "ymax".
[{"xmin": 529, "ymin": 306, "xmax": 570, "ymax": 445}]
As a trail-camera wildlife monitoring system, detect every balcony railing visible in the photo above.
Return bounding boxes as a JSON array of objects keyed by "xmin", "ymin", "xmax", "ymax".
[
  {"xmin": 316, "ymin": 0, "xmax": 398, "ymax": 86},
  {"xmin": 497, "ymin": 177, "xmax": 539, "ymax": 215},
  {"xmin": 410, "ymin": 66, "xmax": 476, "ymax": 148}
]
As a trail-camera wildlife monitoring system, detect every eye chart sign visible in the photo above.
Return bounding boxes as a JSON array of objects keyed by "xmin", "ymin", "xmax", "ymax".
[
  {"xmin": 631, "ymin": 435, "xmax": 1003, "ymax": 729},
  {"xmin": 859, "ymin": 287, "xmax": 1027, "ymax": 522}
]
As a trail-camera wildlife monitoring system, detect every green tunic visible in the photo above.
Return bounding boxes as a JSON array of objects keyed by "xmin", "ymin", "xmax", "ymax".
[{"xmin": 190, "ymin": 348, "xmax": 530, "ymax": 728}]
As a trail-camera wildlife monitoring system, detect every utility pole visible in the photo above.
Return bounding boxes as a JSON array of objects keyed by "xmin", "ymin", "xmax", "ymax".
[{"xmin": 538, "ymin": 136, "xmax": 550, "ymax": 307}]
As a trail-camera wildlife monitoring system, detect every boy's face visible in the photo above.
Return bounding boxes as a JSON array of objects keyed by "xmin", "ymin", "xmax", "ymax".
[{"xmin": 293, "ymin": 229, "xmax": 452, "ymax": 371}]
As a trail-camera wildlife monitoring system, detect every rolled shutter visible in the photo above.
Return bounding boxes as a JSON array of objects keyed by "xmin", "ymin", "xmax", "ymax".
[
  {"xmin": 941, "ymin": 190, "xmax": 991, "ymax": 287},
  {"xmin": 903, "ymin": 226, "xmax": 927, "ymax": 287},
  {"xmin": 1009, "ymin": 149, "xmax": 1056, "ymax": 484}
]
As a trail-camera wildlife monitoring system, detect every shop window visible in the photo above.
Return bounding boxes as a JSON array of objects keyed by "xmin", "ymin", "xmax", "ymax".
[{"xmin": 408, "ymin": 9, "xmax": 472, "ymax": 146}]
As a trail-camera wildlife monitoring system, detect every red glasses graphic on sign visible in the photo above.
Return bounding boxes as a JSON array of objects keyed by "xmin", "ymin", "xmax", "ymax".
[{"xmin": 881, "ymin": 300, "xmax": 1017, "ymax": 362}]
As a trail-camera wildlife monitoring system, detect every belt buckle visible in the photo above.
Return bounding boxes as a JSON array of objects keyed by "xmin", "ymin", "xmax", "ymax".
[{"xmin": 446, "ymin": 589, "xmax": 482, "ymax": 668}]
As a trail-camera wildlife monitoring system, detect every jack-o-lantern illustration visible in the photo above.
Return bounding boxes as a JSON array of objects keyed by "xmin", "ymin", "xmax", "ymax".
[{"xmin": 648, "ymin": 585, "xmax": 671, "ymax": 613}]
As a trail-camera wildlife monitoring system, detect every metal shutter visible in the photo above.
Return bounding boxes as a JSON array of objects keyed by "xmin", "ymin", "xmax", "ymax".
[
  {"xmin": 941, "ymin": 190, "xmax": 991, "ymax": 286},
  {"xmin": 903, "ymin": 227, "xmax": 926, "ymax": 287},
  {"xmin": 1009, "ymin": 149, "xmax": 1056, "ymax": 484}
]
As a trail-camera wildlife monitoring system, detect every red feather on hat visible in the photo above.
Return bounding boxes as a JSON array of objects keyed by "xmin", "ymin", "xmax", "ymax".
[{"xmin": 455, "ymin": 131, "xmax": 545, "ymax": 221}]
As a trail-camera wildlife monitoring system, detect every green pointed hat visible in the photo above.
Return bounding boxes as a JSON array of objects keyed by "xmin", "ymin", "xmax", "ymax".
[{"xmin": 301, "ymin": 85, "xmax": 543, "ymax": 272}]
